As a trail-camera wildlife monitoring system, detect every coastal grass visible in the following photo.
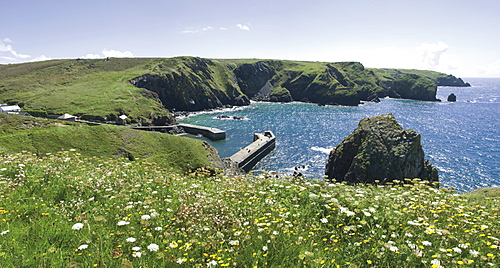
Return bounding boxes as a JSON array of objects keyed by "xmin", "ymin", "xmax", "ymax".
[
  {"xmin": 1, "ymin": 57, "xmax": 457, "ymax": 123},
  {"xmin": 0, "ymin": 114, "xmax": 217, "ymax": 173},
  {"xmin": 0, "ymin": 113, "xmax": 80, "ymax": 135},
  {"xmin": 1, "ymin": 152, "xmax": 499, "ymax": 267},
  {"xmin": 0, "ymin": 58, "xmax": 167, "ymax": 122},
  {"xmin": 369, "ymin": 68, "xmax": 451, "ymax": 84}
]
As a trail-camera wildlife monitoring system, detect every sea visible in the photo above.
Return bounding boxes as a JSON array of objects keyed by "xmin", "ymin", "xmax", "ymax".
[{"xmin": 179, "ymin": 78, "xmax": 500, "ymax": 193}]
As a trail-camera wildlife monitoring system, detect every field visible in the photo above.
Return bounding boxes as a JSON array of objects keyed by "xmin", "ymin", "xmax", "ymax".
[{"xmin": 1, "ymin": 151, "xmax": 499, "ymax": 267}]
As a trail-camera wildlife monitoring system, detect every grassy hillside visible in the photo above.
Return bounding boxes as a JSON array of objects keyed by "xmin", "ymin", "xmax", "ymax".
[
  {"xmin": 370, "ymin": 68, "xmax": 469, "ymax": 87},
  {"xmin": 0, "ymin": 113, "xmax": 81, "ymax": 135},
  {"xmin": 0, "ymin": 58, "xmax": 172, "ymax": 124},
  {"xmin": 1, "ymin": 57, "xmax": 466, "ymax": 122},
  {"xmin": 0, "ymin": 152, "xmax": 498, "ymax": 267},
  {"xmin": 0, "ymin": 114, "xmax": 220, "ymax": 172}
]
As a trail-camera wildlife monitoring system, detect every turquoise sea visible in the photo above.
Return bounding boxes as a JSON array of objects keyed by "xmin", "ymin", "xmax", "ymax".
[{"xmin": 179, "ymin": 78, "xmax": 500, "ymax": 192}]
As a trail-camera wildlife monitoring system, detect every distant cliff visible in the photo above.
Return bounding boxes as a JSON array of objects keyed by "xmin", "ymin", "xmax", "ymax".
[
  {"xmin": 388, "ymin": 74, "xmax": 438, "ymax": 101},
  {"xmin": 129, "ymin": 58, "xmax": 250, "ymax": 112},
  {"xmin": 0, "ymin": 57, "xmax": 470, "ymax": 122},
  {"xmin": 129, "ymin": 59, "xmax": 386, "ymax": 109},
  {"xmin": 370, "ymin": 68, "xmax": 471, "ymax": 89},
  {"xmin": 129, "ymin": 58, "xmax": 470, "ymax": 111}
]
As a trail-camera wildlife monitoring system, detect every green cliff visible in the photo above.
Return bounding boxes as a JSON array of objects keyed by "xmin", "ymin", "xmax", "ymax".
[
  {"xmin": 388, "ymin": 74, "xmax": 438, "ymax": 101},
  {"xmin": 0, "ymin": 57, "xmax": 469, "ymax": 123}
]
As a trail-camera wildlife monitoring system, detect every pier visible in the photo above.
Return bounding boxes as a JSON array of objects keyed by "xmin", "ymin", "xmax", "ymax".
[
  {"xmin": 132, "ymin": 123, "xmax": 226, "ymax": 141},
  {"xmin": 229, "ymin": 131, "xmax": 276, "ymax": 172}
]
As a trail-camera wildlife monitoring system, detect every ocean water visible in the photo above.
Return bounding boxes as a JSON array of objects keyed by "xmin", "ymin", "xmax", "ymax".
[{"xmin": 179, "ymin": 78, "xmax": 500, "ymax": 192}]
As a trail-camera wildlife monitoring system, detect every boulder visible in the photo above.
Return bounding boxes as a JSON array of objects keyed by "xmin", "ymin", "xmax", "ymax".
[
  {"xmin": 325, "ymin": 114, "xmax": 438, "ymax": 184},
  {"xmin": 447, "ymin": 93, "xmax": 457, "ymax": 102}
]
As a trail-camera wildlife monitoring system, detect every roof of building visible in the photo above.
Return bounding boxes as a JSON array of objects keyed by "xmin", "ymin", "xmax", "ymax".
[
  {"xmin": 57, "ymin": 113, "xmax": 77, "ymax": 119},
  {"xmin": 0, "ymin": 105, "xmax": 21, "ymax": 111}
]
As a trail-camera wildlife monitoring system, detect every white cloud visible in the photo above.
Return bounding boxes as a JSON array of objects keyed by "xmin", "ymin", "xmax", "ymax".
[
  {"xmin": 102, "ymin": 49, "xmax": 134, "ymax": 58},
  {"xmin": 0, "ymin": 38, "xmax": 32, "ymax": 64},
  {"xmin": 202, "ymin": 26, "xmax": 213, "ymax": 31},
  {"xmin": 81, "ymin": 53, "xmax": 103, "ymax": 59},
  {"xmin": 417, "ymin": 41, "xmax": 449, "ymax": 68},
  {"xmin": 0, "ymin": 40, "xmax": 31, "ymax": 60},
  {"xmin": 236, "ymin": 24, "xmax": 250, "ymax": 31},
  {"xmin": 181, "ymin": 29, "xmax": 197, "ymax": 34},
  {"xmin": 79, "ymin": 49, "xmax": 134, "ymax": 59},
  {"xmin": 30, "ymin": 55, "xmax": 52, "ymax": 62},
  {"xmin": 220, "ymin": 27, "xmax": 227, "ymax": 30}
]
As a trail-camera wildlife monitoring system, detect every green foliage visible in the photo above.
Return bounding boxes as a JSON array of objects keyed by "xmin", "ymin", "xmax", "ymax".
[
  {"xmin": 270, "ymin": 87, "xmax": 291, "ymax": 100},
  {"xmin": 22, "ymin": 109, "xmax": 48, "ymax": 117},
  {"xmin": 0, "ymin": 113, "xmax": 78, "ymax": 135},
  {"xmin": 0, "ymin": 58, "xmax": 171, "ymax": 124},
  {"xmin": 1, "ymin": 57, "xmax": 467, "ymax": 120},
  {"xmin": 0, "ymin": 153, "xmax": 498, "ymax": 267},
  {"xmin": 466, "ymin": 187, "xmax": 500, "ymax": 202},
  {"xmin": 391, "ymin": 74, "xmax": 437, "ymax": 100},
  {"xmin": 0, "ymin": 115, "xmax": 216, "ymax": 172},
  {"xmin": 369, "ymin": 67, "xmax": 463, "ymax": 86}
]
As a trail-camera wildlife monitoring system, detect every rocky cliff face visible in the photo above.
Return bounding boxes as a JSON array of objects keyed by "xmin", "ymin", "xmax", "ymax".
[
  {"xmin": 388, "ymin": 74, "xmax": 438, "ymax": 101},
  {"xmin": 129, "ymin": 58, "xmax": 250, "ymax": 112},
  {"xmin": 435, "ymin": 75, "xmax": 471, "ymax": 87},
  {"xmin": 127, "ymin": 57, "xmax": 468, "ymax": 113},
  {"xmin": 325, "ymin": 114, "xmax": 438, "ymax": 184}
]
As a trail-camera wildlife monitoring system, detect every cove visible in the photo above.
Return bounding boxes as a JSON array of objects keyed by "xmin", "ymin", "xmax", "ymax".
[{"xmin": 179, "ymin": 78, "xmax": 500, "ymax": 193}]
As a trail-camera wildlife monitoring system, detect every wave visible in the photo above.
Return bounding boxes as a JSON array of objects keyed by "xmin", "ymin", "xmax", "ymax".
[
  {"xmin": 311, "ymin": 146, "xmax": 333, "ymax": 154},
  {"xmin": 176, "ymin": 105, "xmax": 254, "ymax": 120}
]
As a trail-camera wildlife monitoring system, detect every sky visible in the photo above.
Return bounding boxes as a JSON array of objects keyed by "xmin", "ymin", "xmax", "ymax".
[{"xmin": 1, "ymin": 0, "xmax": 500, "ymax": 77}]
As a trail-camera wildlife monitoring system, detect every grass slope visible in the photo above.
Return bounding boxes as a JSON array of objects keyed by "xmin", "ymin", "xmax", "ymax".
[
  {"xmin": 0, "ymin": 152, "xmax": 498, "ymax": 267},
  {"xmin": 369, "ymin": 68, "xmax": 456, "ymax": 85},
  {"xmin": 0, "ymin": 114, "xmax": 218, "ymax": 173},
  {"xmin": 0, "ymin": 58, "xmax": 170, "ymax": 123},
  {"xmin": 1, "ymin": 57, "xmax": 459, "ymax": 121},
  {"xmin": 0, "ymin": 113, "xmax": 80, "ymax": 135}
]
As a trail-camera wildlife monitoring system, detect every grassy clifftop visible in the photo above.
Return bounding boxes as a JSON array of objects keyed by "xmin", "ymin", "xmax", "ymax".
[
  {"xmin": 1, "ymin": 57, "xmax": 468, "ymax": 123},
  {"xmin": 0, "ymin": 114, "xmax": 221, "ymax": 172},
  {"xmin": 0, "ymin": 58, "xmax": 173, "ymax": 124}
]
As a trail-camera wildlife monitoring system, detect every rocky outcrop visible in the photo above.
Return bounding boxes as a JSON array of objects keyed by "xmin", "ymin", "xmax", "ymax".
[
  {"xmin": 129, "ymin": 58, "xmax": 250, "ymax": 111},
  {"xmin": 447, "ymin": 93, "xmax": 457, "ymax": 102},
  {"xmin": 127, "ymin": 57, "xmax": 468, "ymax": 113},
  {"xmin": 325, "ymin": 114, "xmax": 438, "ymax": 184},
  {"xmin": 436, "ymin": 75, "xmax": 471, "ymax": 87},
  {"xmin": 388, "ymin": 74, "xmax": 439, "ymax": 101}
]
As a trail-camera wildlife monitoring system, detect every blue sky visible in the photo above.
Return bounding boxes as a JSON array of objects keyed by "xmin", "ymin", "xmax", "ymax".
[{"xmin": 1, "ymin": 0, "xmax": 500, "ymax": 77}]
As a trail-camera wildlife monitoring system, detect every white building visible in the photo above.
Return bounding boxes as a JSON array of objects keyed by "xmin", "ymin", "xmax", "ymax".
[{"xmin": 0, "ymin": 104, "xmax": 21, "ymax": 114}]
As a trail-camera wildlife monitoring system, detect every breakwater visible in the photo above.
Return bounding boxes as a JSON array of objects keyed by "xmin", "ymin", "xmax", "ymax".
[
  {"xmin": 228, "ymin": 131, "xmax": 276, "ymax": 172},
  {"xmin": 132, "ymin": 123, "xmax": 226, "ymax": 141}
]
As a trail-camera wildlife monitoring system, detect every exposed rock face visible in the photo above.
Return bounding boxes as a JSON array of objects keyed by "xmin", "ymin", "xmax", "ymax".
[
  {"xmin": 447, "ymin": 93, "xmax": 457, "ymax": 102},
  {"xmin": 436, "ymin": 75, "xmax": 471, "ymax": 87},
  {"xmin": 126, "ymin": 57, "xmax": 468, "ymax": 113},
  {"xmin": 325, "ymin": 114, "xmax": 438, "ymax": 184},
  {"xmin": 129, "ymin": 58, "xmax": 250, "ymax": 111},
  {"xmin": 388, "ymin": 74, "xmax": 438, "ymax": 101}
]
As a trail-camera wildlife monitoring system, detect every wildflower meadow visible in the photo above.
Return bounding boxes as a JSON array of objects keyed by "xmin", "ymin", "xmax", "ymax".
[{"xmin": 0, "ymin": 151, "xmax": 499, "ymax": 267}]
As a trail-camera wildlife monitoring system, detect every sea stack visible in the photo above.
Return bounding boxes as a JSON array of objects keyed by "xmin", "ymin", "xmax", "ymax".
[
  {"xmin": 447, "ymin": 93, "xmax": 457, "ymax": 102},
  {"xmin": 325, "ymin": 114, "xmax": 438, "ymax": 184}
]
